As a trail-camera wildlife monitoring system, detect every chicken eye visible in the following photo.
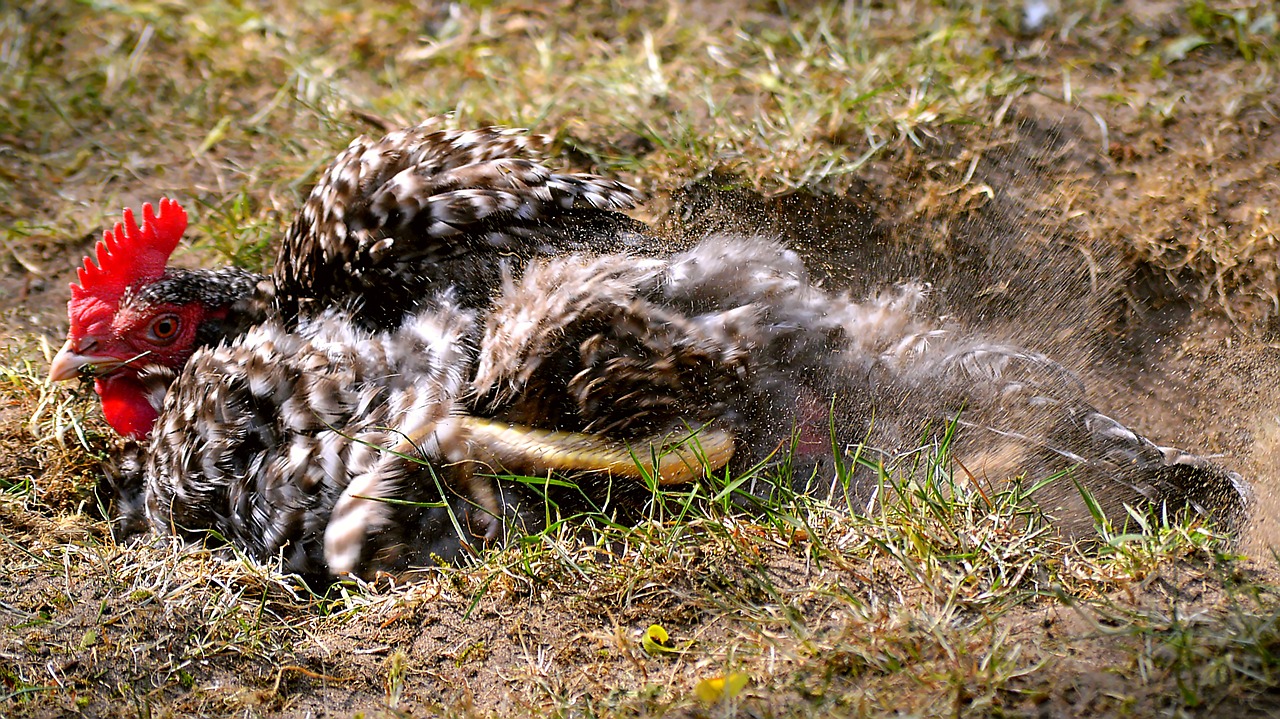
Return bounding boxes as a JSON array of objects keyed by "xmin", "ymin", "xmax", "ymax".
[{"xmin": 149, "ymin": 314, "xmax": 181, "ymax": 343}]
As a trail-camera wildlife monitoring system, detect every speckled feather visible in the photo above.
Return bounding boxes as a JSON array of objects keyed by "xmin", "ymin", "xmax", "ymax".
[{"xmin": 272, "ymin": 121, "xmax": 645, "ymax": 327}]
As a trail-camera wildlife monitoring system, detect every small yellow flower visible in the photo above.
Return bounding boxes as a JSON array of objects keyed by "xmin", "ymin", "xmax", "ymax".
[
  {"xmin": 694, "ymin": 671, "xmax": 749, "ymax": 704},
  {"xmin": 641, "ymin": 623, "xmax": 676, "ymax": 655}
]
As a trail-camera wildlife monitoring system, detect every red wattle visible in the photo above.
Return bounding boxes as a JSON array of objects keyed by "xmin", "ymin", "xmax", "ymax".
[{"xmin": 95, "ymin": 374, "xmax": 159, "ymax": 439}]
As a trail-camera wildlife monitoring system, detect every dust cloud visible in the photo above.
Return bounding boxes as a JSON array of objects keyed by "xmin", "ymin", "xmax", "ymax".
[{"xmin": 657, "ymin": 105, "xmax": 1279, "ymax": 549}]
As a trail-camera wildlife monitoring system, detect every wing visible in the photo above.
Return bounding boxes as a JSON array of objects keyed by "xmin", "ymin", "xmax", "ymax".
[
  {"xmin": 855, "ymin": 324, "xmax": 1251, "ymax": 534},
  {"xmin": 272, "ymin": 119, "xmax": 647, "ymax": 328},
  {"xmin": 475, "ymin": 233, "xmax": 1251, "ymax": 532},
  {"xmin": 473, "ymin": 252, "xmax": 752, "ymax": 438},
  {"xmin": 933, "ymin": 354, "xmax": 1253, "ymax": 536}
]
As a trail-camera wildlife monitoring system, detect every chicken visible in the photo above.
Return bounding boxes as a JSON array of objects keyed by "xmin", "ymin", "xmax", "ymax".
[
  {"xmin": 50, "ymin": 120, "xmax": 1250, "ymax": 580},
  {"xmin": 51, "ymin": 121, "xmax": 716, "ymax": 579}
]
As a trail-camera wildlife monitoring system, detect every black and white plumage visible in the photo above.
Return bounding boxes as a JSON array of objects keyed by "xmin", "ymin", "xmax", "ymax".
[
  {"xmin": 272, "ymin": 122, "xmax": 646, "ymax": 328},
  {"xmin": 473, "ymin": 235, "xmax": 1251, "ymax": 535},
  {"xmin": 79, "ymin": 120, "xmax": 1250, "ymax": 582}
]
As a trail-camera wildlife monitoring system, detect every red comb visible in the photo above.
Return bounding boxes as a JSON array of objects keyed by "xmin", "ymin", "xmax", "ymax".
[{"xmin": 71, "ymin": 198, "xmax": 187, "ymax": 304}]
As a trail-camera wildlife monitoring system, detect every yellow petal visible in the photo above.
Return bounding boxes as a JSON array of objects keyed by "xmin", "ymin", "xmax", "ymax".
[
  {"xmin": 642, "ymin": 623, "xmax": 675, "ymax": 655},
  {"xmin": 694, "ymin": 671, "xmax": 749, "ymax": 704}
]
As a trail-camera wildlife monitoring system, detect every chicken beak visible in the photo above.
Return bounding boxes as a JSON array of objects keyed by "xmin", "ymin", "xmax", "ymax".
[{"xmin": 48, "ymin": 339, "xmax": 122, "ymax": 382}]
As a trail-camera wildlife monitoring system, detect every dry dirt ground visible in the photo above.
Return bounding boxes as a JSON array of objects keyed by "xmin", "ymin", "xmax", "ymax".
[{"xmin": 2, "ymin": 1, "xmax": 1280, "ymax": 717}]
